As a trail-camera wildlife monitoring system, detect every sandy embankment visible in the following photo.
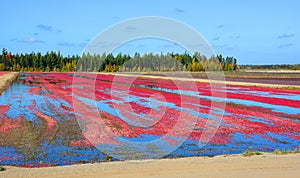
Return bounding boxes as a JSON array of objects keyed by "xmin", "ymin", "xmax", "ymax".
[
  {"xmin": 0, "ymin": 72, "xmax": 19, "ymax": 94},
  {"xmin": 1, "ymin": 153, "xmax": 300, "ymax": 178}
]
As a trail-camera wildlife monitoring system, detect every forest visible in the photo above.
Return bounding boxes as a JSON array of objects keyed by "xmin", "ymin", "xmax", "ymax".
[{"xmin": 0, "ymin": 48, "xmax": 238, "ymax": 72}]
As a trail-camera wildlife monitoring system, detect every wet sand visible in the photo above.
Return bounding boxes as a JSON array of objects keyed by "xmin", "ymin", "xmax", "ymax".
[{"xmin": 1, "ymin": 153, "xmax": 300, "ymax": 178}]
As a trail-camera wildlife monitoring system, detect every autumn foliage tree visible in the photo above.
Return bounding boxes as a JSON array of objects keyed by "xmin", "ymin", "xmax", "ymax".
[{"xmin": 0, "ymin": 48, "xmax": 243, "ymax": 72}]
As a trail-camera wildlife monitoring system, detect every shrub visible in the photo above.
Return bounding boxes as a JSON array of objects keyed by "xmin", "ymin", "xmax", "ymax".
[
  {"xmin": 242, "ymin": 150, "xmax": 262, "ymax": 157},
  {"xmin": 273, "ymin": 148, "xmax": 300, "ymax": 155}
]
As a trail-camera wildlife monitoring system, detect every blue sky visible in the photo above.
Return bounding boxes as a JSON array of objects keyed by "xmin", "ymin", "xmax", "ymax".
[{"xmin": 1, "ymin": 0, "xmax": 299, "ymax": 64}]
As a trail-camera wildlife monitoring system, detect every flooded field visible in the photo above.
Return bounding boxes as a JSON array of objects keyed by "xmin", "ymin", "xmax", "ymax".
[{"xmin": 0, "ymin": 73, "xmax": 300, "ymax": 167}]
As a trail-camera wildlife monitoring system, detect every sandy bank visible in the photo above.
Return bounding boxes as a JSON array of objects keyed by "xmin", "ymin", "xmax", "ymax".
[
  {"xmin": 0, "ymin": 72, "xmax": 19, "ymax": 94},
  {"xmin": 1, "ymin": 153, "xmax": 300, "ymax": 178}
]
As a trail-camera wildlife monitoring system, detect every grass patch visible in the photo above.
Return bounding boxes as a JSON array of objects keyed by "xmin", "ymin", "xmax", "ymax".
[
  {"xmin": 104, "ymin": 154, "xmax": 113, "ymax": 162},
  {"xmin": 112, "ymin": 122, "xmax": 122, "ymax": 131},
  {"xmin": 242, "ymin": 150, "xmax": 263, "ymax": 157},
  {"xmin": 278, "ymin": 86, "xmax": 300, "ymax": 90},
  {"xmin": 272, "ymin": 148, "xmax": 300, "ymax": 155},
  {"xmin": 0, "ymin": 166, "xmax": 5, "ymax": 171}
]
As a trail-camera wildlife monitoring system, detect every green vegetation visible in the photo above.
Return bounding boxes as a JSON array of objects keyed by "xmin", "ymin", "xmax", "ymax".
[
  {"xmin": 2, "ymin": 48, "xmax": 299, "ymax": 73},
  {"xmin": 242, "ymin": 149, "xmax": 300, "ymax": 157},
  {"xmin": 272, "ymin": 148, "xmax": 300, "ymax": 155},
  {"xmin": 222, "ymin": 71, "xmax": 300, "ymax": 78},
  {"xmin": 0, "ymin": 48, "xmax": 238, "ymax": 72},
  {"xmin": 0, "ymin": 48, "xmax": 78, "ymax": 72},
  {"xmin": 0, "ymin": 166, "xmax": 5, "ymax": 171},
  {"xmin": 240, "ymin": 64, "xmax": 300, "ymax": 70},
  {"xmin": 104, "ymin": 154, "xmax": 113, "ymax": 162},
  {"xmin": 242, "ymin": 150, "xmax": 263, "ymax": 157}
]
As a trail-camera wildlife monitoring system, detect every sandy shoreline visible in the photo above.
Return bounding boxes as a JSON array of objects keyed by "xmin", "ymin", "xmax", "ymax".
[
  {"xmin": 1, "ymin": 153, "xmax": 300, "ymax": 178},
  {"xmin": 0, "ymin": 72, "xmax": 19, "ymax": 94}
]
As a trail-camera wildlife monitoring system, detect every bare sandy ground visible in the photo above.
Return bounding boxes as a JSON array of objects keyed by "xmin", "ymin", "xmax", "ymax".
[
  {"xmin": 0, "ymin": 72, "xmax": 18, "ymax": 94},
  {"xmin": 1, "ymin": 153, "xmax": 300, "ymax": 178}
]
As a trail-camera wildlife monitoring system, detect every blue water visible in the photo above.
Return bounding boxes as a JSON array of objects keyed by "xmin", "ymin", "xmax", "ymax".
[
  {"xmin": 136, "ymin": 84, "xmax": 300, "ymax": 114},
  {"xmin": 0, "ymin": 74, "xmax": 105, "ymax": 166},
  {"xmin": 222, "ymin": 86, "xmax": 300, "ymax": 101}
]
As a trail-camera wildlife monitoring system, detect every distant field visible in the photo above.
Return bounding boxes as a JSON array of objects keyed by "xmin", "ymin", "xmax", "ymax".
[
  {"xmin": 116, "ymin": 71, "xmax": 300, "ymax": 86},
  {"xmin": 223, "ymin": 71, "xmax": 300, "ymax": 78},
  {"xmin": 197, "ymin": 71, "xmax": 300, "ymax": 86},
  {"xmin": 242, "ymin": 69, "xmax": 300, "ymax": 73}
]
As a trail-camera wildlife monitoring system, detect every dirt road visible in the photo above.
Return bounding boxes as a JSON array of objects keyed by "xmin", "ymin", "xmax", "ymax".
[{"xmin": 1, "ymin": 153, "xmax": 300, "ymax": 178}]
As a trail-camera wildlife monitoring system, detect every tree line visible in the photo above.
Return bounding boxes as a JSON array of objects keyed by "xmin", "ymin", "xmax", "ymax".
[
  {"xmin": 0, "ymin": 48, "xmax": 78, "ymax": 72},
  {"xmin": 240, "ymin": 64, "xmax": 300, "ymax": 70},
  {"xmin": 0, "ymin": 48, "xmax": 238, "ymax": 72}
]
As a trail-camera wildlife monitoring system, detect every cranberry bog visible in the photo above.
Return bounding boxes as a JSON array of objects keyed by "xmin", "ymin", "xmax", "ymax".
[
  {"xmin": 0, "ymin": 73, "xmax": 300, "ymax": 167},
  {"xmin": 0, "ymin": 72, "xmax": 9, "ymax": 77}
]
